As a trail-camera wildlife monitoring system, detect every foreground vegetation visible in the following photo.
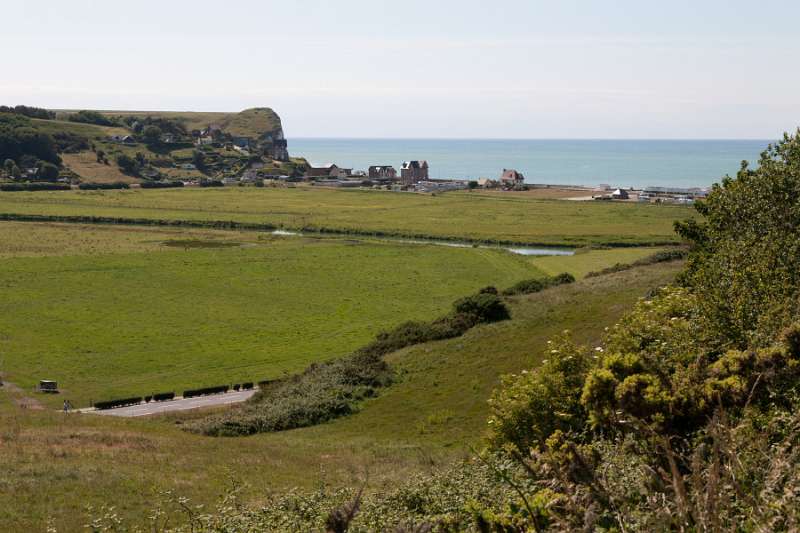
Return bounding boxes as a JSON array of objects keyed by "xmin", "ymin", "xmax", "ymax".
[{"xmin": 0, "ymin": 186, "xmax": 692, "ymax": 246}]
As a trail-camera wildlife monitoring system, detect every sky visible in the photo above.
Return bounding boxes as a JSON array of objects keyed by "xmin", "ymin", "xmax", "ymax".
[{"xmin": 2, "ymin": 0, "xmax": 799, "ymax": 139}]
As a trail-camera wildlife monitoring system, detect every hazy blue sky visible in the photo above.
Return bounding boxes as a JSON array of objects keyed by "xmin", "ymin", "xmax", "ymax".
[{"xmin": 2, "ymin": 0, "xmax": 799, "ymax": 138}]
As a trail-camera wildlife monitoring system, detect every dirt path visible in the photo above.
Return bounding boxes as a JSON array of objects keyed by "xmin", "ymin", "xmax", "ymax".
[{"xmin": 0, "ymin": 377, "xmax": 45, "ymax": 410}]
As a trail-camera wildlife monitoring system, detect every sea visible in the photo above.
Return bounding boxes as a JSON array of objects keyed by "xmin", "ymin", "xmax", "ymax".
[{"xmin": 289, "ymin": 138, "xmax": 772, "ymax": 189}]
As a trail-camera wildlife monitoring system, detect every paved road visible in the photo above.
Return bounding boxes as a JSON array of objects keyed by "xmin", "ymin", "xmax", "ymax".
[{"xmin": 86, "ymin": 389, "xmax": 257, "ymax": 417}]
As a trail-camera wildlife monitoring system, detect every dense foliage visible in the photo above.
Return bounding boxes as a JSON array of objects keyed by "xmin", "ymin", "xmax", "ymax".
[
  {"xmin": 676, "ymin": 131, "xmax": 800, "ymax": 348},
  {"xmin": 78, "ymin": 182, "xmax": 130, "ymax": 190},
  {"xmin": 0, "ymin": 113, "xmax": 61, "ymax": 167},
  {"xmin": 67, "ymin": 110, "xmax": 118, "ymax": 126},
  {"xmin": 473, "ymin": 131, "xmax": 800, "ymax": 531},
  {"xmin": 501, "ymin": 272, "xmax": 575, "ymax": 296},
  {"xmin": 0, "ymin": 104, "xmax": 55, "ymax": 119}
]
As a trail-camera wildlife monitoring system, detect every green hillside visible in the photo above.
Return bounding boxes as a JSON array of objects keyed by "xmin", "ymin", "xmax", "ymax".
[{"xmin": 0, "ymin": 259, "xmax": 680, "ymax": 532}]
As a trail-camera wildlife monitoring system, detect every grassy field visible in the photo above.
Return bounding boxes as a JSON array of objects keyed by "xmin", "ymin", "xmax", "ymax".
[
  {"xmin": 528, "ymin": 246, "xmax": 672, "ymax": 278},
  {"xmin": 0, "ymin": 261, "xmax": 681, "ymax": 532},
  {"xmin": 70, "ymin": 107, "xmax": 284, "ymax": 138},
  {"xmin": 0, "ymin": 187, "xmax": 693, "ymax": 246},
  {"xmin": 0, "ymin": 222, "xmax": 543, "ymax": 407}
]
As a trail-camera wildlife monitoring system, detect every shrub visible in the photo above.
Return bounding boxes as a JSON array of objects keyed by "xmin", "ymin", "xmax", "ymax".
[
  {"xmin": 0, "ymin": 182, "xmax": 70, "ymax": 192},
  {"xmin": 37, "ymin": 162, "xmax": 60, "ymax": 181},
  {"xmin": 452, "ymin": 293, "xmax": 510, "ymax": 322},
  {"xmin": 153, "ymin": 392, "xmax": 175, "ymax": 402},
  {"xmin": 116, "ymin": 153, "xmax": 138, "ymax": 174},
  {"xmin": 93, "ymin": 397, "xmax": 142, "ymax": 410},
  {"xmin": 67, "ymin": 110, "xmax": 116, "ymax": 126},
  {"xmin": 140, "ymin": 180, "xmax": 183, "ymax": 189},
  {"xmin": 183, "ymin": 385, "xmax": 229, "ymax": 398},
  {"xmin": 78, "ymin": 182, "xmax": 129, "ymax": 190},
  {"xmin": 502, "ymin": 272, "xmax": 575, "ymax": 296}
]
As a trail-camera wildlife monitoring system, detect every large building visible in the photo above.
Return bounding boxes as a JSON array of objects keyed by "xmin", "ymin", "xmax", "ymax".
[
  {"xmin": 368, "ymin": 165, "xmax": 397, "ymax": 181},
  {"xmin": 400, "ymin": 160, "xmax": 429, "ymax": 184},
  {"xmin": 305, "ymin": 164, "xmax": 349, "ymax": 179},
  {"xmin": 500, "ymin": 169, "xmax": 525, "ymax": 187}
]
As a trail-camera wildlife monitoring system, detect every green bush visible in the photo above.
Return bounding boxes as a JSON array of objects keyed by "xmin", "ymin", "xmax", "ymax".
[
  {"xmin": 502, "ymin": 272, "xmax": 575, "ymax": 296},
  {"xmin": 78, "ymin": 182, "xmax": 129, "ymax": 190},
  {"xmin": 67, "ymin": 110, "xmax": 117, "ymax": 126},
  {"xmin": 0, "ymin": 182, "xmax": 70, "ymax": 192}
]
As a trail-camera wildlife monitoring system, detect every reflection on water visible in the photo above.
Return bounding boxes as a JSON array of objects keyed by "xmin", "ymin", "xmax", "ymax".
[{"xmin": 272, "ymin": 230, "xmax": 574, "ymax": 256}]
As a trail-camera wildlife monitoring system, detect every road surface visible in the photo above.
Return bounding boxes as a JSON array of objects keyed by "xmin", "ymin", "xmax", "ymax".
[{"xmin": 86, "ymin": 389, "xmax": 257, "ymax": 417}]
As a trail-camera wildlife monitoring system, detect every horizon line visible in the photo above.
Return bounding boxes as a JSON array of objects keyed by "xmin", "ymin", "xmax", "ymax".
[{"xmin": 288, "ymin": 136, "xmax": 775, "ymax": 142}]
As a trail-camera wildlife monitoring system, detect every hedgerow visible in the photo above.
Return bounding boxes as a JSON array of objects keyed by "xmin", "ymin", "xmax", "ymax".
[
  {"xmin": 585, "ymin": 248, "xmax": 688, "ymax": 278},
  {"xmin": 501, "ymin": 272, "xmax": 575, "ymax": 296},
  {"xmin": 188, "ymin": 291, "xmax": 512, "ymax": 436}
]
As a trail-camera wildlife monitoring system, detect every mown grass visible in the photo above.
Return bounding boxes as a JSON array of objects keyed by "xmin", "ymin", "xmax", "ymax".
[
  {"xmin": 0, "ymin": 222, "xmax": 542, "ymax": 408},
  {"xmin": 0, "ymin": 187, "xmax": 693, "ymax": 246},
  {"xmin": 0, "ymin": 261, "xmax": 681, "ymax": 532}
]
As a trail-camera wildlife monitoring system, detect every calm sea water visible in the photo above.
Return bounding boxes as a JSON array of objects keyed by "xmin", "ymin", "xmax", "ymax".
[{"xmin": 290, "ymin": 138, "xmax": 771, "ymax": 189}]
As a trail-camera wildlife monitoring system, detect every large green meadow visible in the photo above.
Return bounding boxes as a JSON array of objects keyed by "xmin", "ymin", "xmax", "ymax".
[
  {"xmin": 0, "ymin": 186, "xmax": 692, "ymax": 246},
  {"xmin": 0, "ymin": 222, "xmax": 543, "ymax": 407}
]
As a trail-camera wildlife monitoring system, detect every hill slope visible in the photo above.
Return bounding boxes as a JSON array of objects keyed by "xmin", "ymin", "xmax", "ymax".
[{"xmin": 0, "ymin": 261, "xmax": 680, "ymax": 531}]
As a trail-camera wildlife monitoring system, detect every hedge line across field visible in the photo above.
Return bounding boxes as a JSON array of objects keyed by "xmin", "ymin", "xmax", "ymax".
[
  {"xmin": 92, "ymin": 384, "xmax": 252, "ymax": 410},
  {"xmin": 0, "ymin": 213, "xmax": 679, "ymax": 248},
  {"xmin": 183, "ymin": 385, "xmax": 229, "ymax": 398},
  {"xmin": 93, "ymin": 397, "xmax": 143, "ymax": 410},
  {"xmin": 0, "ymin": 183, "xmax": 71, "ymax": 192},
  {"xmin": 78, "ymin": 182, "xmax": 130, "ymax": 190},
  {"xmin": 140, "ymin": 181, "xmax": 184, "ymax": 189}
]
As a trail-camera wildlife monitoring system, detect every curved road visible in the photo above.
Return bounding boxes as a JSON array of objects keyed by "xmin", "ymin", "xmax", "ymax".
[{"xmin": 86, "ymin": 389, "xmax": 256, "ymax": 417}]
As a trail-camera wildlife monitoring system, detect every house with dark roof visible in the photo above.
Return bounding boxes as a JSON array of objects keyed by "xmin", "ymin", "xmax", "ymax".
[
  {"xmin": 305, "ymin": 163, "xmax": 349, "ymax": 179},
  {"xmin": 368, "ymin": 165, "xmax": 397, "ymax": 181},
  {"xmin": 400, "ymin": 160, "xmax": 428, "ymax": 184}
]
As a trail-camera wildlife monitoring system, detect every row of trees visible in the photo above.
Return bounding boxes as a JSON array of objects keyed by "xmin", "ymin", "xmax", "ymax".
[{"xmin": 0, "ymin": 105, "xmax": 55, "ymax": 119}]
